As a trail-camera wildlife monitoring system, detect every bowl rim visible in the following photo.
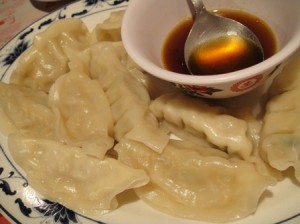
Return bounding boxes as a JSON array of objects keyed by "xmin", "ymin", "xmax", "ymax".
[
  {"xmin": 122, "ymin": 0, "xmax": 300, "ymax": 86},
  {"xmin": 123, "ymin": 31, "xmax": 300, "ymax": 85}
]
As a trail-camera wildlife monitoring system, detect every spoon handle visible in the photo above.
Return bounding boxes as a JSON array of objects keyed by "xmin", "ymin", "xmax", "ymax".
[{"xmin": 190, "ymin": 0, "xmax": 206, "ymax": 15}]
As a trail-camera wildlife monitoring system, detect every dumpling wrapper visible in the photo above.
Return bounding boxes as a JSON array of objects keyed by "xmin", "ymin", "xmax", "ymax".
[
  {"xmin": 8, "ymin": 133, "xmax": 149, "ymax": 216},
  {"xmin": 150, "ymin": 92, "xmax": 253, "ymax": 159},
  {"xmin": 49, "ymin": 70, "xmax": 114, "ymax": 159},
  {"xmin": 92, "ymin": 10, "xmax": 124, "ymax": 42},
  {"xmin": 88, "ymin": 42, "xmax": 169, "ymax": 153},
  {"xmin": 115, "ymin": 139, "xmax": 271, "ymax": 223},
  {"xmin": 0, "ymin": 82, "xmax": 53, "ymax": 138},
  {"xmin": 10, "ymin": 19, "xmax": 91, "ymax": 92},
  {"xmin": 260, "ymin": 57, "xmax": 300, "ymax": 182}
]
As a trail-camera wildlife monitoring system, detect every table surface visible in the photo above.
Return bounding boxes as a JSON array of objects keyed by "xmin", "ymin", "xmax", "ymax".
[
  {"xmin": 0, "ymin": 0, "xmax": 75, "ymax": 48},
  {"xmin": 0, "ymin": 1, "xmax": 76, "ymax": 223}
]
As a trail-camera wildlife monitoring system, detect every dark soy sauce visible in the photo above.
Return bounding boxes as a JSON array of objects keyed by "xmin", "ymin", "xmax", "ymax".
[{"xmin": 162, "ymin": 10, "xmax": 277, "ymax": 75}]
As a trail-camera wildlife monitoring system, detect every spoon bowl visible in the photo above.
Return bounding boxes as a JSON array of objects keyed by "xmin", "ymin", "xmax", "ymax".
[{"xmin": 184, "ymin": 0, "xmax": 264, "ymax": 75}]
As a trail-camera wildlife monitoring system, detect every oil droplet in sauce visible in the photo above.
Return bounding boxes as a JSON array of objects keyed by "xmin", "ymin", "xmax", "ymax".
[{"xmin": 162, "ymin": 10, "xmax": 277, "ymax": 75}]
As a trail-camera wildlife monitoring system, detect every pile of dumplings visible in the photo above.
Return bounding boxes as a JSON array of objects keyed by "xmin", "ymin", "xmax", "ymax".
[{"xmin": 1, "ymin": 10, "xmax": 300, "ymax": 223}]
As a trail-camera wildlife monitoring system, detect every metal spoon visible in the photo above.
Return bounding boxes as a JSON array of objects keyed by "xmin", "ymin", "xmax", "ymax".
[{"xmin": 184, "ymin": 0, "xmax": 264, "ymax": 75}]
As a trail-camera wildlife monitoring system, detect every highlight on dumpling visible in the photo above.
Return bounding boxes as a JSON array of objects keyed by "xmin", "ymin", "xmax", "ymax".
[{"xmin": 0, "ymin": 8, "xmax": 299, "ymax": 223}]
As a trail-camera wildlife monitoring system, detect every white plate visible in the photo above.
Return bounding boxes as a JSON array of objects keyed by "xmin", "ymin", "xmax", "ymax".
[{"xmin": 1, "ymin": 1, "xmax": 300, "ymax": 223}]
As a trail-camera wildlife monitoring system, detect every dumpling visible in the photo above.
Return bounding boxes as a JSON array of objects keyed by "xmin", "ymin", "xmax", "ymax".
[
  {"xmin": 233, "ymin": 108, "xmax": 282, "ymax": 181},
  {"xmin": 8, "ymin": 133, "xmax": 149, "ymax": 216},
  {"xmin": 260, "ymin": 57, "xmax": 300, "ymax": 182},
  {"xmin": 88, "ymin": 42, "xmax": 169, "ymax": 153},
  {"xmin": 49, "ymin": 70, "xmax": 114, "ymax": 159},
  {"xmin": 150, "ymin": 92, "xmax": 253, "ymax": 159},
  {"xmin": 91, "ymin": 10, "xmax": 178, "ymax": 99},
  {"xmin": 214, "ymin": 96, "xmax": 283, "ymax": 181},
  {"xmin": 0, "ymin": 82, "xmax": 53, "ymax": 138},
  {"xmin": 115, "ymin": 139, "xmax": 271, "ymax": 223},
  {"xmin": 10, "ymin": 19, "xmax": 91, "ymax": 92},
  {"xmin": 92, "ymin": 10, "xmax": 124, "ymax": 42},
  {"xmin": 268, "ymin": 57, "xmax": 300, "ymax": 97}
]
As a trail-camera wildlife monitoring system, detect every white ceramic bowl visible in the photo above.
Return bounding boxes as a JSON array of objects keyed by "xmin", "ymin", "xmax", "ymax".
[{"xmin": 122, "ymin": 0, "xmax": 300, "ymax": 98}]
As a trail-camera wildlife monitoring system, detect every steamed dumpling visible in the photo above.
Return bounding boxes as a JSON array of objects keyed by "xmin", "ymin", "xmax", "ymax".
[
  {"xmin": 10, "ymin": 19, "xmax": 91, "ymax": 92},
  {"xmin": 88, "ymin": 42, "xmax": 169, "ymax": 153},
  {"xmin": 115, "ymin": 139, "xmax": 271, "ymax": 222},
  {"xmin": 150, "ymin": 92, "xmax": 253, "ymax": 159},
  {"xmin": 0, "ymin": 82, "xmax": 53, "ymax": 138},
  {"xmin": 8, "ymin": 133, "xmax": 149, "ymax": 216},
  {"xmin": 49, "ymin": 70, "xmax": 114, "ymax": 158},
  {"xmin": 92, "ymin": 10, "xmax": 124, "ymax": 42},
  {"xmin": 260, "ymin": 57, "xmax": 300, "ymax": 182}
]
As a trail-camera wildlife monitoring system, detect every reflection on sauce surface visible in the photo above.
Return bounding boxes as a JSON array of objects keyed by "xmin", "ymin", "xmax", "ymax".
[
  {"xmin": 162, "ymin": 10, "xmax": 277, "ymax": 75},
  {"xmin": 188, "ymin": 35, "xmax": 264, "ymax": 75}
]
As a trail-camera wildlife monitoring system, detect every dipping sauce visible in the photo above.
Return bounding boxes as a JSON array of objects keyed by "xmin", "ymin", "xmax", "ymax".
[
  {"xmin": 188, "ymin": 35, "xmax": 263, "ymax": 75},
  {"xmin": 162, "ymin": 10, "xmax": 277, "ymax": 75}
]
